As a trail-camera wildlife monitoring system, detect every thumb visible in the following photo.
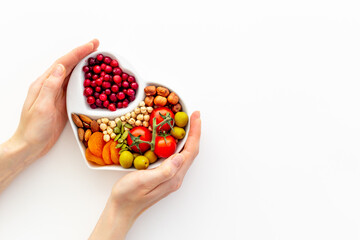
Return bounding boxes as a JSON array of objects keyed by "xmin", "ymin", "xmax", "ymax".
[{"xmin": 38, "ymin": 64, "xmax": 66, "ymax": 101}]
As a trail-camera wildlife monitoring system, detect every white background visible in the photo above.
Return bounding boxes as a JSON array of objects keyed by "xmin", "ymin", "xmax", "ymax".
[{"xmin": 1, "ymin": 1, "xmax": 360, "ymax": 239}]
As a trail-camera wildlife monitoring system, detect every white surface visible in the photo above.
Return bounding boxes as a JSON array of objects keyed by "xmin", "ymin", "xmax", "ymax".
[{"xmin": 1, "ymin": 1, "xmax": 360, "ymax": 240}]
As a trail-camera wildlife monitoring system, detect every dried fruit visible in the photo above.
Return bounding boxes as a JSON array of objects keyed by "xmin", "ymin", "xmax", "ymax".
[
  {"xmin": 110, "ymin": 141, "xmax": 120, "ymax": 165},
  {"xmin": 85, "ymin": 148, "xmax": 105, "ymax": 165},
  {"xmin": 156, "ymin": 87, "xmax": 170, "ymax": 97},
  {"xmin": 72, "ymin": 113, "xmax": 83, "ymax": 128},
  {"xmin": 88, "ymin": 132, "xmax": 105, "ymax": 157},
  {"xmin": 79, "ymin": 114, "xmax": 92, "ymax": 125},
  {"xmin": 102, "ymin": 141, "xmax": 113, "ymax": 165},
  {"xmin": 167, "ymin": 92, "xmax": 179, "ymax": 105},
  {"xmin": 78, "ymin": 128, "xmax": 84, "ymax": 141},
  {"xmin": 84, "ymin": 129, "xmax": 92, "ymax": 141},
  {"xmin": 144, "ymin": 96, "xmax": 154, "ymax": 106},
  {"xmin": 91, "ymin": 120, "xmax": 100, "ymax": 132},
  {"xmin": 154, "ymin": 96, "xmax": 167, "ymax": 106},
  {"xmin": 144, "ymin": 86, "xmax": 156, "ymax": 96}
]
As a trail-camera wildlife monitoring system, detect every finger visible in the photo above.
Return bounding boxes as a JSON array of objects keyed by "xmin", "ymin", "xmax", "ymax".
[
  {"xmin": 139, "ymin": 154, "xmax": 185, "ymax": 192},
  {"xmin": 24, "ymin": 39, "xmax": 99, "ymax": 110}
]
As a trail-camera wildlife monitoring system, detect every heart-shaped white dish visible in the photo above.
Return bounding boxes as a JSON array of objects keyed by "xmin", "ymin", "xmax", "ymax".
[{"xmin": 66, "ymin": 51, "xmax": 190, "ymax": 171}]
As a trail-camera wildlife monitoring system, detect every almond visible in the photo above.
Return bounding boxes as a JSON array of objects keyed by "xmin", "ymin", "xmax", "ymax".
[
  {"xmin": 78, "ymin": 128, "xmax": 84, "ymax": 141},
  {"xmin": 79, "ymin": 114, "xmax": 92, "ymax": 125},
  {"xmin": 91, "ymin": 120, "xmax": 100, "ymax": 132},
  {"xmin": 83, "ymin": 122, "xmax": 91, "ymax": 128},
  {"xmin": 72, "ymin": 113, "xmax": 83, "ymax": 128},
  {"xmin": 84, "ymin": 129, "xmax": 92, "ymax": 141}
]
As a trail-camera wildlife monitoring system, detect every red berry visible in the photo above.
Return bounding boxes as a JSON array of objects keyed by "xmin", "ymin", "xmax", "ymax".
[
  {"xmin": 121, "ymin": 73, "xmax": 129, "ymax": 80},
  {"xmin": 83, "ymin": 66, "xmax": 90, "ymax": 73},
  {"xmin": 128, "ymin": 95, "xmax": 136, "ymax": 102},
  {"xmin": 117, "ymin": 92, "xmax": 125, "ymax": 100},
  {"xmin": 113, "ymin": 67, "xmax": 122, "ymax": 75},
  {"xmin": 109, "ymin": 93, "xmax": 117, "ymax": 102},
  {"xmin": 105, "ymin": 65, "xmax": 112, "ymax": 73},
  {"xmin": 96, "ymin": 99, "xmax": 103, "ymax": 107},
  {"xmin": 110, "ymin": 59, "xmax": 118, "ymax": 67},
  {"xmin": 127, "ymin": 89, "xmax": 135, "ymax": 96},
  {"xmin": 95, "ymin": 86, "xmax": 102, "ymax": 92},
  {"xmin": 85, "ymin": 72, "xmax": 92, "ymax": 79},
  {"xmin": 117, "ymin": 102, "xmax": 123, "ymax": 108},
  {"xmin": 87, "ymin": 96, "xmax": 95, "ymax": 104},
  {"xmin": 104, "ymin": 57, "xmax": 112, "ymax": 64},
  {"xmin": 128, "ymin": 76, "xmax": 136, "ymax": 83},
  {"xmin": 100, "ymin": 71, "xmax": 106, "ymax": 77},
  {"xmin": 130, "ymin": 82, "xmax": 138, "ymax": 90},
  {"xmin": 88, "ymin": 57, "xmax": 96, "ymax": 66},
  {"xmin": 84, "ymin": 87, "xmax": 93, "ymax": 96},
  {"xmin": 122, "ymin": 100, "xmax": 129, "ymax": 108},
  {"xmin": 108, "ymin": 103, "xmax": 116, "ymax": 111},
  {"xmin": 94, "ymin": 92, "xmax": 100, "ymax": 98},
  {"xmin": 92, "ymin": 74, "xmax": 99, "ymax": 80},
  {"xmin": 90, "ymin": 104, "xmax": 97, "ymax": 109},
  {"xmin": 93, "ymin": 65, "xmax": 101, "ymax": 74},
  {"xmin": 103, "ymin": 100, "xmax": 110, "ymax": 108},
  {"xmin": 100, "ymin": 63, "xmax": 106, "ymax": 70},
  {"xmin": 105, "ymin": 89, "xmax": 111, "ymax": 95},
  {"xmin": 83, "ymin": 79, "xmax": 91, "ymax": 87},
  {"xmin": 102, "ymin": 81, "xmax": 111, "ymax": 89},
  {"xmin": 111, "ymin": 84, "xmax": 119, "ymax": 93},
  {"xmin": 122, "ymin": 81, "xmax": 129, "ymax": 88},
  {"xmin": 95, "ymin": 78, "xmax": 102, "ymax": 86},
  {"xmin": 113, "ymin": 75, "xmax": 122, "ymax": 84},
  {"xmin": 99, "ymin": 93, "xmax": 107, "ymax": 101},
  {"xmin": 104, "ymin": 74, "xmax": 110, "ymax": 81},
  {"xmin": 122, "ymin": 89, "xmax": 127, "ymax": 95},
  {"xmin": 96, "ymin": 54, "xmax": 104, "ymax": 62}
]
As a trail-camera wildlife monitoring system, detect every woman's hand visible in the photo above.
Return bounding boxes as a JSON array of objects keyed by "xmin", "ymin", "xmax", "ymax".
[
  {"xmin": 12, "ymin": 39, "xmax": 99, "ymax": 161},
  {"xmin": 89, "ymin": 111, "xmax": 201, "ymax": 240}
]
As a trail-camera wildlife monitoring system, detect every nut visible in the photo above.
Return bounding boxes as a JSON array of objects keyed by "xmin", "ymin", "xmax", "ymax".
[
  {"xmin": 100, "ymin": 123, "xmax": 107, "ymax": 131},
  {"xmin": 129, "ymin": 118, "xmax": 136, "ymax": 125},
  {"xmin": 103, "ymin": 134, "xmax": 110, "ymax": 142},
  {"xmin": 120, "ymin": 116, "xmax": 126, "ymax": 121},
  {"xmin": 137, "ymin": 114, "xmax": 144, "ymax": 121},
  {"xmin": 144, "ymin": 114, "xmax": 150, "ymax": 121},
  {"xmin": 167, "ymin": 92, "xmax": 179, "ymax": 105},
  {"xmin": 139, "ymin": 101, "xmax": 146, "ymax": 107},
  {"xmin": 131, "ymin": 111, "xmax": 136, "ymax": 118},
  {"xmin": 157, "ymin": 87, "xmax": 170, "ymax": 97},
  {"xmin": 79, "ymin": 114, "xmax": 92, "ymax": 125},
  {"xmin": 147, "ymin": 107, "xmax": 153, "ymax": 113},
  {"xmin": 144, "ymin": 86, "xmax": 156, "ymax": 96},
  {"xmin": 91, "ymin": 120, "xmax": 100, "ymax": 132},
  {"xmin": 172, "ymin": 103, "xmax": 182, "ymax": 113},
  {"xmin": 84, "ymin": 129, "xmax": 92, "ymax": 141},
  {"xmin": 109, "ymin": 121, "xmax": 116, "ymax": 128},
  {"xmin": 134, "ymin": 107, "xmax": 141, "ymax": 114},
  {"xmin": 78, "ymin": 128, "xmax": 84, "ymax": 141},
  {"xmin": 102, "ymin": 118, "xmax": 109, "ymax": 124},
  {"xmin": 97, "ymin": 119, "xmax": 102, "ymax": 124},
  {"xmin": 143, "ymin": 121, "xmax": 149, "ymax": 127},
  {"xmin": 71, "ymin": 113, "xmax": 83, "ymax": 128},
  {"xmin": 154, "ymin": 96, "xmax": 167, "ymax": 106},
  {"xmin": 83, "ymin": 122, "xmax": 91, "ymax": 128},
  {"xmin": 135, "ymin": 120, "xmax": 142, "ymax": 126},
  {"xmin": 140, "ymin": 107, "xmax": 147, "ymax": 114},
  {"xmin": 144, "ymin": 96, "xmax": 154, "ymax": 107}
]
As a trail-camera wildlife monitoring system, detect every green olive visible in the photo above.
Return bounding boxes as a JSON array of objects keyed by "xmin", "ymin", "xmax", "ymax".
[
  {"xmin": 171, "ymin": 127, "xmax": 186, "ymax": 139},
  {"xmin": 144, "ymin": 150, "xmax": 158, "ymax": 164},
  {"xmin": 119, "ymin": 151, "xmax": 134, "ymax": 168},
  {"xmin": 134, "ymin": 156, "xmax": 149, "ymax": 170},
  {"xmin": 174, "ymin": 112, "xmax": 188, "ymax": 128}
]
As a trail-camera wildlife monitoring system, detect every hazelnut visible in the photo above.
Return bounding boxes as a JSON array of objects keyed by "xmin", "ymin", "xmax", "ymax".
[
  {"xmin": 167, "ymin": 92, "xmax": 179, "ymax": 105},
  {"xmin": 154, "ymin": 96, "xmax": 167, "ymax": 106},
  {"xmin": 172, "ymin": 103, "xmax": 182, "ymax": 113},
  {"xmin": 156, "ymin": 87, "xmax": 170, "ymax": 97},
  {"xmin": 145, "ymin": 96, "xmax": 154, "ymax": 106},
  {"xmin": 144, "ymin": 86, "xmax": 156, "ymax": 96}
]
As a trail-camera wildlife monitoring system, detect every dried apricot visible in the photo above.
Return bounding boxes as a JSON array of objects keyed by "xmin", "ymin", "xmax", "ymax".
[
  {"xmin": 110, "ymin": 141, "xmax": 120, "ymax": 165},
  {"xmin": 85, "ymin": 148, "xmax": 105, "ymax": 166},
  {"xmin": 88, "ymin": 132, "xmax": 105, "ymax": 157},
  {"xmin": 102, "ymin": 141, "xmax": 113, "ymax": 165}
]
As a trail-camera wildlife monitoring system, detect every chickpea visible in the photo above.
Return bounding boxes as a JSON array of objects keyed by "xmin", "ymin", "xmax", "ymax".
[
  {"xmin": 137, "ymin": 114, "xmax": 144, "ymax": 121},
  {"xmin": 102, "ymin": 118, "xmax": 109, "ymax": 124},
  {"xmin": 143, "ymin": 121, "xmax": 149, "ymax": 127},
  {"xmin": 134, "ymin": 107, "xmax": 141, "ymax": 114},
  {"xmin": 103, "ymin": 130, "xmax": 108, "ymax": 135},
  {"xmin": 125, "ymin": 113, "xmax": 131, "ymax": 120},
  {"xmin": 139, "ymin": 101, "xmax": 146, "ymax": 107},
  {"xmin": 110, "ymin": 133, "xmax": 117, "ymax": 139},
  {"xmin": 107, "ymin": 127, "xmax": 113, "ymax": 135},
  {"xmin": 109, "ymin": 121, "xmax": 116, "ymax": 128},
  {"xmin": 140, "ymin": 106, "xmax": 147, "ymax": 114},
  {"xmin": 100, "ymin": 123, "xmax": 107, "ymax": 131},
  {"xmin": 120, "ymin": 116, "xmax": 126, "ymax": 122},
  {"xmin": 97, "ymin": 119, "xmax": 102, "ymax": 124},
  {"xmin": 147, "ymin": 107, "xmax": 153, "ymax": 113},
  {"xmin": 144, "ymin": 114, "xmax": 150, "ymax": 121},
  {"xmin": 135, "ymin": 120, "xmax": 142, "ymax": 126},
  {"xmin": 129, "ymin": 118, "xmax": 136, "ymax": 125},
  {"xmin": 115, "ymin": 117, "xmax": 120, "ymax": 123},
  {"xmin": 131, "ymin": 111, "xmax": 136, "ymax": 118},
  {"xmin": 103, "ymin": 134, "xmax": 110, "ymax": 142}
]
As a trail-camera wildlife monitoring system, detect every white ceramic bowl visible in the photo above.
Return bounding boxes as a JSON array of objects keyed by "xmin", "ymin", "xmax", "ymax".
[{"xmin": 66, "ymin": 51, "xmax": 190, "ymax": 171}]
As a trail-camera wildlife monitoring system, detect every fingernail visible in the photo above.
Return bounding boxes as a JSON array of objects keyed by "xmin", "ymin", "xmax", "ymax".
[
  {"xmin": 52, "ymin": 64, "xmax": 64, "ymax": 77},
  {"xmin": 172, "ymin": 154, "xmax": 184, "ymax": 168}
]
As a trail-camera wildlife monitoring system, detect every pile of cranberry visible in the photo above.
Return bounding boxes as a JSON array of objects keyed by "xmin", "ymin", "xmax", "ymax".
[{"xmin": 82, "ymin": 54, "xmax": 138, "ymax": 111}]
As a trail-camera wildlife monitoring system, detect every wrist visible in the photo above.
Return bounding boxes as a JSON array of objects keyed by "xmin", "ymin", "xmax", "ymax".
[{"xmin": 4, "ymin": 134, "xmax": 38, "ymax": 166}]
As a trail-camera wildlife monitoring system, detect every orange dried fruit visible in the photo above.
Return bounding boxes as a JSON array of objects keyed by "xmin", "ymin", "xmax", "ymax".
[
  {"xmin": 102, "ymin": 141, "xmax": 113, "ymax": 165},
  {"xmin": 85, "ymin": 148, "xmax": 105, "ymax": 166},
  {"xmin": 88, "ymin": 132, "xmax": 105, "ymax": 157},
  {"xmin": 110, "ymin": 141, "xmax": 120, "ymax": 165}
]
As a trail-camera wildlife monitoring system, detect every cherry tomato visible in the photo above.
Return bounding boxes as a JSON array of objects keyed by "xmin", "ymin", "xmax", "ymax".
[
  {"xmin": 127, "ymin": 126, "xmax": 152, "ymax": 153},
  {"xmin": 154, "ymin": 135, "xmax": 177, "ymax": 158},
  {"xmin": 150, "ymin": 107, "xmax": 175, "ymax": 132}
]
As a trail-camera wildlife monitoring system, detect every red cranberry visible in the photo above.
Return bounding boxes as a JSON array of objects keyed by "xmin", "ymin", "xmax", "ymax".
[
  {"xmin": 102, "ymin": 81, "xmax": 111, "ymax": 89},
  {"xmin": 105, "ymin": 89, "xmax": 111, "ymax": 95},
  {"xmin": 117, "ymin": 92, "xmax": 125, "ymax": 100},
  {"xmin": 92, "ymin": 74, "xmax": 99, "ymax": 80},
  {"xmin": 113, "ymin": 67, "xmax": 122, "ymax": 75},
  {"xmin": 128, "ymin": 95, "xmax": 136, "ymax": 102},
  {"xmin": 95, "ymin": 86, "xmax": 102, "ymax": 92},
  {"xmin": 87, "ymin": 96, "xmax": 95, "ymax": 104},
  {"xmin": 130, "ymin": 82, "xmax": 138, "ymax": 90},
  {"xmin": 95, "ymin": 79, "xmax": 103, "ymax": 86},
  {"xmin": 84, "ymin": 87, "xmax": 93, "ymax": 96},
  {"xmin": 85, "ymin": 72, "xmax": 92, "ymax": 79},
  {"xmin": 108, "ymin": 103, "xmax": 116, "ymax": 111},
  {"xmin": 90, "ymin": 104, "xmax": 97, "ymax": 109},
  {"xmin": 127, "ymin": 89, "xmax": 135, "ymax": 96},
  {"xmin": 104, "ymin": 57, "xmax": 112, "ymax": 64},
  {"xmin": 83, "ymin": 66, "xmax": 90, "ymax": 73},
  {"xmin": 113, "ymin": 75, "xmax": 122, "ymax": 84},
  {"xmin": 111, "ymin": 84, "xmax": 119, "ymax": 93},
  {"xmin": 104, "ymin": 65, "xmax": 112, "ymax": 73},
  {"xmin": 103, "ymin": 74, "xmax": 110, "ymax": 81},
  {"xmin": 93, "ymin": 65, "xmax": 101, "ymax": 74},
  {"xmin": 90, "ymin": 81, "xmax": 97, "ymax": 87},
  {"xmin": 122, "ymin": 89, "xmax": 127, "ymax": 95},
  {"xmin": 88, "ymin": 57, "xmax": 96, "ymax": 66},
  {"xmin": 128, "ymin": 76, "xmax": 136, "ymax": 83},
  {"xmin": 103, "ymin": 100, "xmax": 110, "ymax": 108},
  {"xmin": 109, "ymin": 93, "xmax": 117, "ymax": 102},
  {"xmin": 99, "ymin": 93, "xmax": 107, "ymax": 101},
  {"xmin": 110, "ymin": 59, "xmax": 118, "ymax": 67},
  {"xmin": 94, "ymin": 92, "xmax": 100, "ymax": 98},
  {"xmin": 96, "ymin": 54, "xmax": 104, "ymax": 62},
  {"xmin": 122, "ymin": 81, "xmax": 129, "ymax": 88},
  {"xmin": 117, "ymin": 102, "xmax": 123, "ymax": 108},
  {"xmin": 83, "ymin": 79, "xmax": 91, "ymax": 87},
  {"xmin": 100, "ymin": 71, "xmax": 106, "ymax": 77},
  {"xmin": 122, "ymin": 100, "xmax": 129, "ymax": 108},
  {"xmin": 121, "ymin": 73, "xmax": 129, "ymax": 80},
  {"xmin": 95, "ymin": 99, "xmax": 103, "ymax": 107}
]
